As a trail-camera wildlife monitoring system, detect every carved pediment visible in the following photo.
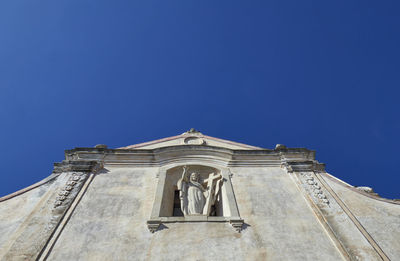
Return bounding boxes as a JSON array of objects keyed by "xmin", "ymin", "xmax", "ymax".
[{"xmin": 119, "ymin": 129, "xmax": 263, "ymax": 151}]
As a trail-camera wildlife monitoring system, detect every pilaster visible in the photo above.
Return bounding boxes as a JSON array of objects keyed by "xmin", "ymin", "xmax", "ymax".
[{"xmin": 1, "ymin": 160, "xmax": 102, "ymax": 261}]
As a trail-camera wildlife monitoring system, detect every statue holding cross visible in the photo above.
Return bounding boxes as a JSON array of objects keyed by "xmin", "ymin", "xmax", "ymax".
[{"xmin": 177, "ymin": 166, "xmax": 223, "ymax": 216}]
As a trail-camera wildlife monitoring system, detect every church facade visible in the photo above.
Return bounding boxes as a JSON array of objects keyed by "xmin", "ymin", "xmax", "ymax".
[{"xmin": 0, "ymin": 129, "xmax": 399, "ymax": 260}]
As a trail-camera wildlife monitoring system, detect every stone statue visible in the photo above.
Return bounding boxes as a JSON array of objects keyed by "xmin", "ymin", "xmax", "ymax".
[{"xmin": 177, "ymin": 166, "xmax": 223, "ymax": 216}]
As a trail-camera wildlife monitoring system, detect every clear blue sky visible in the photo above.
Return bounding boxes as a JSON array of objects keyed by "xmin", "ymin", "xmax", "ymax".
[{"xmin": 0, "ymin": 1, "xmax": 399, "ymax": 199}]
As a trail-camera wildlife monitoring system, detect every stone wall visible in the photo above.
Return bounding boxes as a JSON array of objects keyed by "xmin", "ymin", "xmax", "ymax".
[{"xmin": 46, "ymin": 166, "xmax": 344, "ymax": 261}]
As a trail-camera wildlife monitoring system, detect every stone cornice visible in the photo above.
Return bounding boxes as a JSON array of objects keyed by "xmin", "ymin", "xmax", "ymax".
[
  {"xmin": 281, "ymin": 161, "xmax": 326, "ymax": 173},
  {"xmin": 0, "ymin": 145, "xmax": 319, "ymax": 201},
  {"xmin": 53, "ymin": 160, "xmax": 103, "ymax": 173},
  {"xmin": 119, "ymin": 131, "xmax": 263, "ymax": 150},
  {"xmin": 64, "ymin": 145, "xmax": 317, "ymax": 168}
]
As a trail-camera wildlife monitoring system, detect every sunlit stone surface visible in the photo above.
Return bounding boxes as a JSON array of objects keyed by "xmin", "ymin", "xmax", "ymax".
[{"xmin": 0, "ymin": 130, "xmax": 399, "ymax": 261}]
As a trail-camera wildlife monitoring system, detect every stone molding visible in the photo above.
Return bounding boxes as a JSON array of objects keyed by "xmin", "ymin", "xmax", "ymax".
[
  {"xmin": 119, "ymin": 130, "xmax": 262, "ymax": 150},
  {"xmin": 146, "ymin": 217, "xmax": 244, "ymax": 233},
  {"xmin": 280, "ymin": 160, "xmax": 325, "ymax": 173},
  {"xmin": 64, "ymin": 145, "xmax": 316, "ymax": 168},
  {"xmin": 53, "ymin": 160, "xmax": 103, "ymax": 173}
]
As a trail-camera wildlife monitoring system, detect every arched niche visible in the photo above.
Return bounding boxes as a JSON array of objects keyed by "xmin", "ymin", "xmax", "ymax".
[
  {"xmin": 159, "ymin": 165, "xmax": 223, "ymax": 217},
  {"xmin": 147, "ymin": 163, "xmax": 243, "ymax": 233}
]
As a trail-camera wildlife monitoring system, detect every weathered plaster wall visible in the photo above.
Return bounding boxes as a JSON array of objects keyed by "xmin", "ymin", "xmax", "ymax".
[
  {"xmin": 2, "ymin": 164, "xmax": 398, "ymax": 260},
  {"xmin": 0, "ymin": 186, "xmax": 46, "ymax": 254},
  {"xmin": 47, "ymin": 167, "xmax": 158, "ymax": 260},
  {"xmin": 230, "ymin": 167, "xmax": 344, "ymax": 260},
  {"xmin": 323, "ymin": 174, "xmax": 400, "ymax": 260},
  {"xmin": 0, "ymin": 173, "xmax": 70, "ymax": 260},
  {"xmin": 47, "ymin": 166, "xmax": 344, "ymax": 261}
]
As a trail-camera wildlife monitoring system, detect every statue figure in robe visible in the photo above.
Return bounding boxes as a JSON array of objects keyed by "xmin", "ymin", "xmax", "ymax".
[{"xmin": 177, "ymin": 165, "xmax": 223, "ymax": 216}]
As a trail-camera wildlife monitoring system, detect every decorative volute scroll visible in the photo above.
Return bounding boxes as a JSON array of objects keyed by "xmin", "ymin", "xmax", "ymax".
[{"xmin": 147, "ymin": 164, "xmax": 243, "ymax": 233}]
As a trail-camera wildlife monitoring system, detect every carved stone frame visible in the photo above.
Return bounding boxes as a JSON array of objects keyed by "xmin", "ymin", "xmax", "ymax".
[{"xmin": 147, "ymin": 162, "xmax": 243, "ymax": 233}]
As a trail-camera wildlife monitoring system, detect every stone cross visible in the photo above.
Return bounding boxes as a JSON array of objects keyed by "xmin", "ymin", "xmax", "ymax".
[{"xmin": 202, "ymin": 172, "xmax": 223, "ymax": 215}]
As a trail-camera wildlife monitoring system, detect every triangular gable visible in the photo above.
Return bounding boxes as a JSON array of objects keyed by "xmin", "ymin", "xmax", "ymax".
[{"xmin": 119, "ymin": 129, "xmax": 263, "ymax": 150}]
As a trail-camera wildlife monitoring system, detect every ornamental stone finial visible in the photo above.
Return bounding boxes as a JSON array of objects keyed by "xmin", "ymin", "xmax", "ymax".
[
  {"xmin": 275, "ymin": 144, "xmax": 286, "ymax": 150},
  {"xmin": 188, "ymin": 128, "xmax": 200, "ymax": 133},
  {"xmin": 183, "ymin": 128, "xmax": 202, "ymax": 135}
]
